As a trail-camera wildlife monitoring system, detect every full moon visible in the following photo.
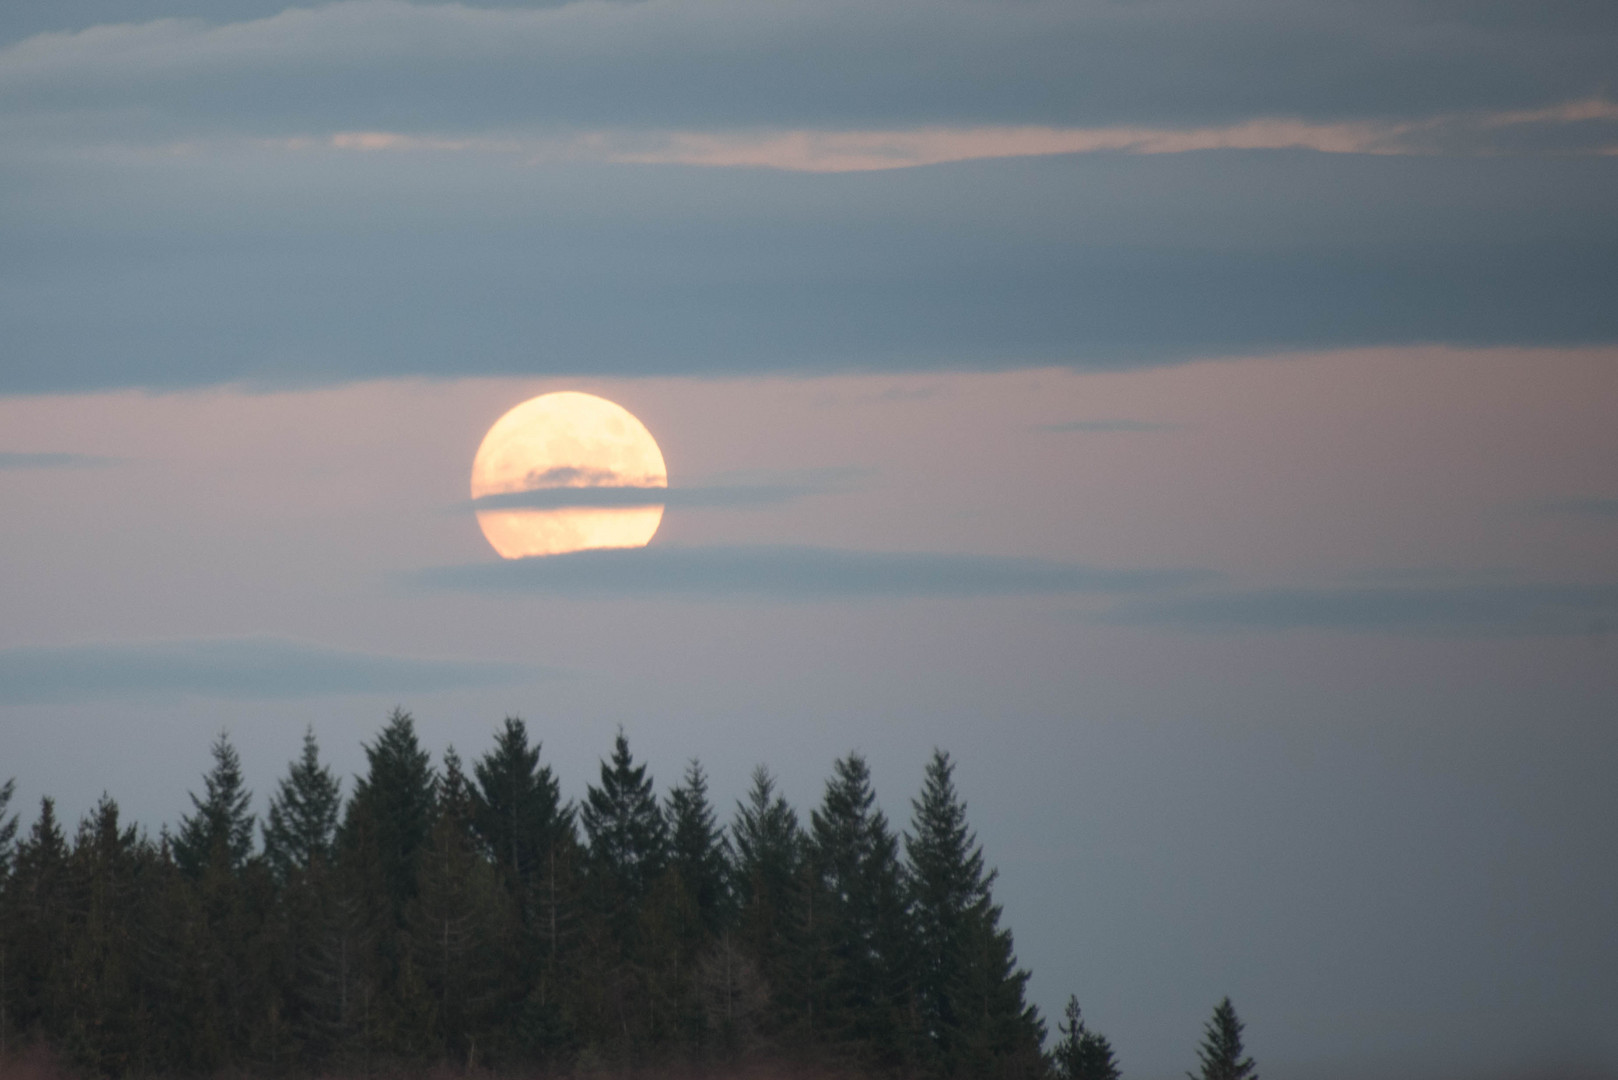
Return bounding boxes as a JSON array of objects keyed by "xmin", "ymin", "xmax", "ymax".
[{"xmin": 470, "ymin": 391, "xmax": 667, "ymax": 559}]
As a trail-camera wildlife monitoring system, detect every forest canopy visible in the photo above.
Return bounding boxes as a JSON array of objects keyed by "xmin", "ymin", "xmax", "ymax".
[{"xmin": 0, "ymin": 711, "xmax": 1251, "ymax": 1080}]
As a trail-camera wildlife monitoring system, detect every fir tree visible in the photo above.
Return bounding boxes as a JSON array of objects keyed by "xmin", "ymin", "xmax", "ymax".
[
  {"xmin": 0, "ymin": 778, "xmax": 17, "ymax": 881},
  {"xmin": 263, "ymin": 726, "xmax": 343, "ymax": 882},
  {"xmin": 1053, "ymin": 996, "xmax": 1120, "ymax": 1080},
  {"xmin": 579, "ymin": 729, "xmax": 669, "ymax": 1055},
  {"xmin": 342, "ymin": 708, "xmax": 437, "ymax": 915},
  {"xmin": 173, "ymin": 732, "xmax": 256, "ymax": 877},
  {"xmin": 581, "ymin": 729, "xmax": 668, "ymax": 904},
  {"xmin": 731, "ymin": 766, "xmax": 805, "ymax": 1038},
  {"xmin": 906, "ymin": 749, "xmax": 1044, "ymax": 1077},
  {"xmin": 668, "ymin": 760, "xmax": 732, "ymax": 939},
  {"xmin": 6, "ymin": 799, "xmax": 70, "ymax": 1046},
  {"xmin": 732, "ymin": 766, "xmax": 802, "ymax": 959},
  {"xmin": 471, "ymin": 716, "xmax": 574, "ymax": 906},
  {"xmin": 1189, "ymin": 998, "xmax": 1256, "ymax": 1080},
  {"xmin": 808, "ymin": 753, "xmax": 916, "ymax": 1068},
  {"xmin": 408, "ymin": 749, "xmax": 513, "ymax": 1067}
]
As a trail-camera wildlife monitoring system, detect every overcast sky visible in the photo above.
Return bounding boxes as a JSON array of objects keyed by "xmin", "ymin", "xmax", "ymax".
[{"xmin": 2, "ymin": 2, "xmax": 1616, "ymax": 1077}]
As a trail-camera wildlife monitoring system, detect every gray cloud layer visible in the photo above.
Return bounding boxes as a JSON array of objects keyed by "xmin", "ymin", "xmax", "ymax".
[
  {"xmin": 1099, "ymin": 582, "xmax": 1618, "ymax": 637},
  {"xmin": 2, "ymin": 2, "xmax": 1614, "ymax": 394},
  {"xmin": 2, "ymin": 0, "xmax": 1614, "ymax": 132},
  {"xmin": 5, "ymin": 148, "xmax": 1615, "ymax": 393},
  {"xmin": 416, "ymin": 545, "xmax": 1212, "ymax": 600},
  {"xmin": 0, "ymin": 637, "xmax": 539, "ymax": 704}
]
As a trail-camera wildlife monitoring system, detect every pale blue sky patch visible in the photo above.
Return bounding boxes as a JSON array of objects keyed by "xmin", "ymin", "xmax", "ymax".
[
  {"xmin": 0, "ymin": 451, "xmax": 115, "ymax": 468},
  {"xmin": 0, "ymin": 637, "xmax": 544, "ymax": 705}
]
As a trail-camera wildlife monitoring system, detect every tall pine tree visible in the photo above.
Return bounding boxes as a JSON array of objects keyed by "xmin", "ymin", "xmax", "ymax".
[
  {"xmin": 342, "ymin": 708, "xmax": 437, "ymax": 916},
  {"xmin": 263, "ymin": 726, "xmax": 342, "ymax": 882},
  {"xmin": 667, "ymin": 760, "xmax": 732, "ymax": 940},
  {"xmin": 906, "ymin": 749, "xmax": 1044, "ymax": 1077},
  {"xmin": 472, "ymin": 718, "xmax": 570, "ymax": 891},
  {"xmin": 407, "ymin": 749, "xmax": 513, "ymax": 1068},
  {"xmin": 0, "ymin": 778, "xmax": 17, "ymax": 881},
  {"xmin": 730, "ymin": 766, "xmax": 805, "ymax": 1043},
  {"xmin": 581, "ymin": 729, "xmax": 668, "ymax": 906},
  {"xmin": 1189, "ymin": 998, "xmax": 1256, "ymax": 1080},
  {"xmin": 173, "ymin": 732, "xmax": 256, "ymax": 877},
  {"xmin": 579, "ymin": 729, "xmax": 669, "ymax": 1057},
  {"xmin": 808, "ymin": 753, "xmax": 917, "ymax": 1070},
  {"xmin": 470, "ymin": 716, "xmax": 578, "ymax": 1058}
]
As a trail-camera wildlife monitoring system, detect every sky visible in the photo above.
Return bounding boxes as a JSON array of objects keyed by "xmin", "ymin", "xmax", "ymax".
[{"xmin": 2, "ymin": 1, "xmax": 1617, "ymax": 1077}]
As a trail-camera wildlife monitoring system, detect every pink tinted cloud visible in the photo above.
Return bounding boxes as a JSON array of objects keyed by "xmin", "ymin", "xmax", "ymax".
[{"xmin": 299, "ymin": 97, "xmax": 1618, "ymax": 172}]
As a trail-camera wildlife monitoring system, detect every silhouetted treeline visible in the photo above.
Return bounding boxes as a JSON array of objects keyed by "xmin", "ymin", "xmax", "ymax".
[{"xmin": 0, "ymin": 712, "xmax": 1062, "ymax": 1078}]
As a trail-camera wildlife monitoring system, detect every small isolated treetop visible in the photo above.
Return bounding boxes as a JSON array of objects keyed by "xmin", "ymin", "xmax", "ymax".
[
  {"xmin": 1190, "ymin": 997, "xmax": 1256, "ymax": 1080},
  {"xmin": 1054, "ymin": 995, "xmax": 1122, "ymax": 1080}
]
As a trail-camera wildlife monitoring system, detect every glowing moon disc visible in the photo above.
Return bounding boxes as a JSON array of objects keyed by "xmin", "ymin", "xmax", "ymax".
[{"xmin": 471, "ymin": 391, "xmax": 667, "ymax": 559}]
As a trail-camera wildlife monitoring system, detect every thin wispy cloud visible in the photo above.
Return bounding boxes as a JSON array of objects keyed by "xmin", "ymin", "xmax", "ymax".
[
  {"xmin": 0, "ymin": 637, "xmax": 542, "ymax": 705},
  {"xmin": 0, "ymin": 451, "xmax": 115, "ymax": 469},
  {"xmin": 1035, "ymin": 419, "xmax": 1173, "ymax": 434},
  {"xmin": 416, "ymin": 545, "xmax": 1213, "ymax": 601},
  {"xmin": 1531, "ymin": 497, "xmax": 1618, "ymax": 520},
  {"xmin": 1097, "ymin": 582, "xmax": 1618, "ymax": 637}
]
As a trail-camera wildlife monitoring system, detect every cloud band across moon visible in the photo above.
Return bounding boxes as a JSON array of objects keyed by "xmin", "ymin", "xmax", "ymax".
[{"xmin": 468, "ymin": 482, "xmax": 847, "ymax": 512}]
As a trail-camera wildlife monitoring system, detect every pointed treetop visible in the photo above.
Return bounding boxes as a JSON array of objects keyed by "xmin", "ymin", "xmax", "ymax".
[
  {"xmin": 668, "ymin": 758, "xmax": 733, "ymax": 933},
  {"xmin": 0, "ymin": 777, "xmax": 17, "ymax": 880},
  {"xmin": 582, "ymin": 727, "xmax": 668, "ymax": 899},
  {"xmin": 174, "ymin": 730, "xmax": 255, "ymax": 877},
  {"xmin": 263, "ymin": 725, "xmax": 342, "ymax": 881},
  {"xmin": 1190, "ymin": 997, "xmax": 1256, "ymax": 1080}
]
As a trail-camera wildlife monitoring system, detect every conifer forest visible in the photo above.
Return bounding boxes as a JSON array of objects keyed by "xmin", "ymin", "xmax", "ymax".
[{"xmin": 0, "ymin": 711, "xmax": 1255, "ymax": 1080}]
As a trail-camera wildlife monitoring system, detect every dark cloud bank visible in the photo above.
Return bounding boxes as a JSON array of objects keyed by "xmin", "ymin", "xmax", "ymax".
[
  {"xmin": 1, "ymin": 1, "xmax": 1615, "ymax": 394},
  {"xmin": 4, "ymin": 150, "xmax": 1615, "ymax": 395},
  {"xmin": 2, "ymin": 0, "xmax": 1614, "ymax": 130}
]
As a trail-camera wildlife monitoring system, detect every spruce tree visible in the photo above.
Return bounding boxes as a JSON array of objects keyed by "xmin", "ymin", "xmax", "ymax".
[
  {"xmin": 668, "ymin": 760, "xmax": 732, "ymax": 939},
  {"xmin": 731, "ymin": 766, "xmax": 805, "ymax": 1036},
  {"xmin": 0, "ymin": 778, "xmax": 17, "ymax": 881},
  {"xmin": 732, "ymin": 766, "xmax": 801, "ymax": 958},
  {"xmin": 173, "ymin": 732, "xmax": 256, "ymax": 877},
  {"xmin": 408, "ymin": 749, "xmax": 513, "ymax": 1068},
  {"xmin": 581, "ymin": 729, "xmax": 668, "ymax": 904},
  {"xmin": 7, "ymin": 799, "xmax": 70, "ymax": 1046},
  {"xmin": 342, "ymin": 708, "xmax": 437, "ymax": 915},
  {"xmin": 906, "ymin": 749, "xmax": 1044, "ymax": 1077},
  {"xmin": 808, "ymin": 753, "xmax": 916, "ymax": 1068},
  {"xmin": 1189, "ymin": 998, "xmax": 1256, "ymax": 1080},
  {"xmin": 471, "ymin": 716, "xmax": 573, "ymax": 902},
  {"xmin": 579, "ymin": 729, "xmax": 669, "ymax": 1054},
  {"xmin": 263, "ymin": 726, "xmax": 342, "ymax": 882},
  {"xmin": 1054, "ymin": 996, "xmax": 1121, "ymax": 1080}
]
